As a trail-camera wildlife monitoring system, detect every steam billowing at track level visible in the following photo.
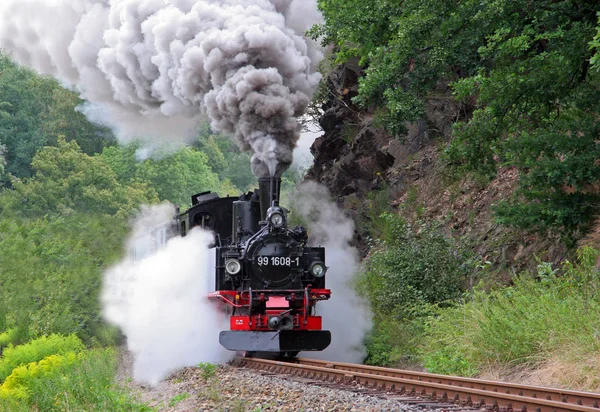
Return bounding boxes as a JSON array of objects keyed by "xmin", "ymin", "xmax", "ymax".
[
  {"xmin": 102, "ymin": 205, "xmax": 232, "ymax": 385},
  {"xmin": 0, "ymin": 0, "xmax": 323, "ymax": 177},
  {"xmin": 103, "ymin": 179, "xmax": 366, "ymax": 384}
]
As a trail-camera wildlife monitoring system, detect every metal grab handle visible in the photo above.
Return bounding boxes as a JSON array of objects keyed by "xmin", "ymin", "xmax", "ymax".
[
  {"xmin": 248, "ymin": 287, "xmax": 253, "ymax": 327},
  {"xmin": 303, "ymin": 287, "xmax": 310, "ymax": 325}
]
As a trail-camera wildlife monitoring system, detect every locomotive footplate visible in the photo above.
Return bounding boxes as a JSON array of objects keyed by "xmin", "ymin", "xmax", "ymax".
[{"xmin": 219, "ymin": 330, "xmax": 331, "ymax": 352}]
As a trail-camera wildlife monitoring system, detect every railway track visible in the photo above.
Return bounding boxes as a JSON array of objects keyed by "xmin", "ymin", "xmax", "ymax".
[{"xmin": 233, "ymin": 357, "xmax": 600, "ymax": 412}]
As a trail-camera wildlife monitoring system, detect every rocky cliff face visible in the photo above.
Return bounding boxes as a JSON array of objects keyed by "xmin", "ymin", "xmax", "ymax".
[
  {"xmin": 306, "ymin": 60, "xmax": 394, "ymax": 199},
  {"xmin": 307, "ymin": 62, "xmax": 567, "ymax": 273}
]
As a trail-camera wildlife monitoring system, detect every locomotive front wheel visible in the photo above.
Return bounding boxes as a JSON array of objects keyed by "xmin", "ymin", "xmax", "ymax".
[{"xmin": 241, "ymin": 351, "xmax": 256, "ymax": 358}]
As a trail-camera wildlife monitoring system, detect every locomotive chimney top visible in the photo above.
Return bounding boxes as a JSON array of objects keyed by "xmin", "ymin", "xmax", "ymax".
[{"xmin": 258, "ymin": 176, "xmax": 281, "ymax": 221}]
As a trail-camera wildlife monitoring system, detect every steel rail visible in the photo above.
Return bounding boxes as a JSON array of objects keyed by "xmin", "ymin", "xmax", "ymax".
[
  {"xmin": 233, "ymin": 357, "xmax": 600, "ymax": 412},
  {"xmin": 297, "ymin": 358, "xmax": 600, "ymax": 410}
]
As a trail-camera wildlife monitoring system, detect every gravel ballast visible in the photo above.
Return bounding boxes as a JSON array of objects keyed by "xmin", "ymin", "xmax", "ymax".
[{"xmin": 131, "ymin": 364, "xmax": 466, "ymax": 411}]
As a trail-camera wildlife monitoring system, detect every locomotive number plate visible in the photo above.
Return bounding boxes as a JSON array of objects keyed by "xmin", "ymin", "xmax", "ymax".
[{"xmin": 257, "ymin": 256, "xmax": 300, "ymax": 267}]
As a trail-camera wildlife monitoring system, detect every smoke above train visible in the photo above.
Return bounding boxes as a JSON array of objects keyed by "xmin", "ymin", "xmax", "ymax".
[{"xmin": 0, "ymin": 0, "xmax": 323, "ymax": 177}]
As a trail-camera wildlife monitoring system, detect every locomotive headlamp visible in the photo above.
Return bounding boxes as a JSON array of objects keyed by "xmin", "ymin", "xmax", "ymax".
[
  {"xmin": 309, "ymin": 261, "xmax": 326, "ymax": 278},
  {"xmin": 225, "ymin": 259, "xmax": 241, "ymax": 275},
  {"xmin": 268, "ymin": 209, "xmax": 285, "ymax": 228}
]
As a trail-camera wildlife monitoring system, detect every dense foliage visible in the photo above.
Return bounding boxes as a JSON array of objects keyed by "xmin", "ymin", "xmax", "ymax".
[
  {"xmin": 315, "ymin": 0, "xmax": 600, "ymax": 231},
  {"xmin": 0, "ymin": 334, "xmax": 84, "ymax": 382},
  {"xmin": 195, "ymin": 130, "xmax": 257, "ymax": 193},
  {"xmin": 0, "ymin": 55, "xmax": 114, "ymax": 185},
  {"xmin": 356, "ymin": 213, "xmax": 472, "ymax": 366},
  {"xmin": 101, "ymin": 143, "xmax": 232, "ymax": 208},
  {"xmin": 0, "ymin": 53, "xmax": 260, "ymax": 348},
  {"xmin": 0, "ymin": 52, "xmax": 264, "ymax": 408},
  {"xmin": 358, "ymin": 213, "xmax": 469, "ymax": 314},
  {"xmin": 3, "ymin": 139, "xmax": 158, "ymax": 218},
  {"xmin": 0, "ymin": 213, "xmax": 130, "ymax": 344}
]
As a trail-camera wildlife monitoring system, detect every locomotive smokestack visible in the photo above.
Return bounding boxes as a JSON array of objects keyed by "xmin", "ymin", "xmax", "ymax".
[{"xmin": 258, "ymin": 177, "xmax": 281, "ymax": 221}]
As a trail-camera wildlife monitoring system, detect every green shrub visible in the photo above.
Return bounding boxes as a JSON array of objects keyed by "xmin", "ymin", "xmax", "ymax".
[
  {"xmin": 360, "ymin": 187, "xmax": 394, "ymax": 242},
  {"xmin": 0, "ymin": 330, "xmax": 18, "ymax": 355},
  {"xmin": 356, "ymin": 213, "xmax": 472, "ymax": 366},
  {"xmin": 357, "ymin": 213, "xmax": 471, "ymax": 317},
  {"xmin": 0, "ymin": 334, "xmax": 84, "ymax": 382},
  {"xmin": 0, "ymin": 213, "xmax": 130, "ymax": 344},
  {"xmin": 422, "ymin": 247, "xmax": 600, "ymax": 375},
  {"xmin": 422, "ymin": 346, "xmax": 479, "ymax": 377},
  {"xmin": 0, "ymin": 348, "xmax": 149, "ymax": 411},
  {"xmin": 363, "ymin": 312, "xmax": 428, "ymax": 367},
  {"xmin": 0, "ymin": 352, "xmax": 78, "ymax": 400}
]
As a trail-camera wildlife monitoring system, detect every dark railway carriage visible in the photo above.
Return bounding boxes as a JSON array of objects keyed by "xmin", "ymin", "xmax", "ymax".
[{"xmin": 178, "ymin": 177, "xmax": 331, "ymax": 356}]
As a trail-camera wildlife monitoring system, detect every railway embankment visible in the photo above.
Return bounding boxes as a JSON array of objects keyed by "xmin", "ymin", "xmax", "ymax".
[{"xmin": 305, "ymin": 54, "xmax": 600, "ymax": 389}]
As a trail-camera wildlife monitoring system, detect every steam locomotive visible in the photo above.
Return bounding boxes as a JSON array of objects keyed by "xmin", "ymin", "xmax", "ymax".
[{"xmin": 141, "ymin": 177, "xmax": 331, "ymax": 356}]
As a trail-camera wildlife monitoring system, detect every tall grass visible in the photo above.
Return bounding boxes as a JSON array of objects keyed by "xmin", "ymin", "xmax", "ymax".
[{"xmin": 422, "ymin": 247, "xmax": 600, "ymax": 376}]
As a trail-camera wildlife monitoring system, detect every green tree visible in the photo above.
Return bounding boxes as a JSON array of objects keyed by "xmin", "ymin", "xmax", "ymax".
[
  {"xmin": 0, "ymin": 54, "xmax": 114, "ymax": 185},
  {"xmin": 196, "ymin": 134, "xmax": 227, "ymax": 174},
  {"xmin": 0, "ymin": 213, "xmax": 129, "ymax": 344},
  {"xmin": 195, "ymin": 131, "xmax": 256, "ymax": 192},
  {"xmin": 0, "ymin": 54, "xmax": 58, "ymax": 181},
  {"xmin": 447, "ymin": 1, "xmax": 600, "ymax": 230},
  {"xmin": 42, "ymin": 87, "xmax": 115, "ymax": 155},
  {"xmin": 316, "ymin": 0, "xmax": 600, "ymax": 231},
  {"xmin": 314, "ymin": 0, "xmax": 486, "ymax": 135},
  {"xmin": 310, "ymin": 0, "xmax": 402, "ymax": 63},
  {"xmin": 101, "ymin": 144, "xmax": 233, "ymax": 208},
  {"xmin": 588, "ymin": 14, "xmax": 600, "ymax": 70},
  {"xmin": 0, "ymin": 140, "xmax": 158, "ymax": 342},
  {"xmin": 2, "ymin": 138, "xmax": 158, "ymax": 218},
  {"xmin": 0, "ymin": 143, "xmax": 6, "ymax": 181}
]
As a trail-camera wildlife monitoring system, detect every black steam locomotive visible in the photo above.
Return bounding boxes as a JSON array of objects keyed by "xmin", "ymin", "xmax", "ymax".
[{"xmin": 177, "ymin": 177, "xmax": 331, "ymax": 356}]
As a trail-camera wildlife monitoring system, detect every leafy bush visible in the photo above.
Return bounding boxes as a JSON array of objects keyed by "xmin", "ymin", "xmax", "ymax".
[
  {"xmin": 0, "ymin": 348, "xmax": 149, "ymax": 411},
  {"xmin": 363, "ymin": 311, "xmax": 430, "ymax": 367},
  {"xmin": 422, "ymin": 247, "xmax": 600, "ymax": 375},
  {"xmin": 357, "ymin": 213, "xmax": 470, "ymax": 316},
  {"xmin": 356, "ymin": 213, "xmax": 472, "ymax": 365},
  {"xmin": 0, "ymin": 353, "xmax": 77, "ymax": 400},
  {"xmin": 422, "ymin": 346, "xmax": 479, "ymax": 377},
  {"xmin": 0, "ymin": 334, "xmax": 84, "ymax": 382},
  {"xmin": 0, "ymin": 330, "xmax": 21, "ymax": 355}
]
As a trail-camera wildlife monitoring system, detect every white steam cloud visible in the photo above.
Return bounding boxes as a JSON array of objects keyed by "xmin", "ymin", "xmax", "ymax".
[
  {"xmin": 0, "ymin": 0, "xmax": 323, "ymax": 177},
  {"xmin": 291, "ymin": 182, "xmax": 373, "ymax": 363},
  {"xmin": 102, "ymin": 203, "xmax": 232, "ymax": 385}
]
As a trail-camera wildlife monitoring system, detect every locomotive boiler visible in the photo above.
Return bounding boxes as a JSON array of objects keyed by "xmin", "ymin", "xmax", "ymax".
[{"xmin": 177, "ymin": 177, "xmax": 331, "ymax": 356}]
